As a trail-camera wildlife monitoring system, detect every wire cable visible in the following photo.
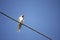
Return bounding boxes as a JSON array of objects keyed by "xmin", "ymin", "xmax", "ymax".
[{"xmin": 0, "ymin": 11, "xmax": 52, "ymax": 40}]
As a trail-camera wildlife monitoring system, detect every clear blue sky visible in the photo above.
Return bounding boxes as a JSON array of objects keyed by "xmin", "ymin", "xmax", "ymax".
[{"xmin": 0, "ymin": 0, "xmax": 60, "ymax": 40}]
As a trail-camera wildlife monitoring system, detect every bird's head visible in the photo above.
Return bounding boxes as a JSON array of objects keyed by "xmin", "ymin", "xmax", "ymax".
[{"xmin": 22, "ymin": 15, "xmax": 24, "ymax": 17}]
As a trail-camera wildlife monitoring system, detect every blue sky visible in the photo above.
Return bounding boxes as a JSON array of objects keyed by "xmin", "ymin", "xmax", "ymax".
[{"xmin": 0, "ymin": 0, "xmax": 60, "ymax": 40}]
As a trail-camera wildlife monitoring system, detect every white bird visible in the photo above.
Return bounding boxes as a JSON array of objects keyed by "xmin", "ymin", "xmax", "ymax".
[{"xmin": 18, "ymin": 15, "xmax": 24, "ymax": 32}]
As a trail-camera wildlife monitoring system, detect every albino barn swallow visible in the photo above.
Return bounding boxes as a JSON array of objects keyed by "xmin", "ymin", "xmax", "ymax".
[{"xmin": 18, "ymin": 15, "xmax": 24, "ymax": 32}]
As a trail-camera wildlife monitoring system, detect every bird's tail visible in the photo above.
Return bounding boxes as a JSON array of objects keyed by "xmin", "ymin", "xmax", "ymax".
[{"xmin": 18, "ymin": 23, "xmax": 22, "ymax": 32}]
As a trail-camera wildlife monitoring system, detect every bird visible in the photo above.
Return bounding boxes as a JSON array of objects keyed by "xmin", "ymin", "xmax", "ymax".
[{"xmin": 18, "ymin": 15, "xmax": 24, "ymax": 32}]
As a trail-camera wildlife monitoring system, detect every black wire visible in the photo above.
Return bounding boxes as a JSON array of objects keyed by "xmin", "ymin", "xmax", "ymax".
[{"xmin": 0, "ymin": 11, "xmax": 52, "ymax": 40}]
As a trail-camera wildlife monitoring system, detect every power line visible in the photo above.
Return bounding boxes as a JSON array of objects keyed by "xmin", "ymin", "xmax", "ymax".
[{"xmin": 0, "ymin": 11, "xmax": 52, "ymax": 40}]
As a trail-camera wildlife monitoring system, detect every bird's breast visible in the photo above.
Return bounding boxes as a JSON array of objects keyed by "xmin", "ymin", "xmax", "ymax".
[{"xmin": 19, "ymin": 17, "xmax": 24, "ymax": 23}]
